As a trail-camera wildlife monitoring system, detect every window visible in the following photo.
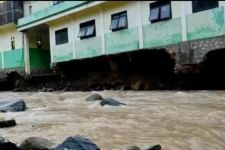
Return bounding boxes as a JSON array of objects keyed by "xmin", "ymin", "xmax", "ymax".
[
  {"xmin": 36, "ymin": 36, "xmax": 42, "ymax": 49},
  {"xmin": 149, "ymin": 1, "xmax": 171, "ymax": 23},
  {"xmin": 192, "ymin": 1, "xmax": 218, "ymax": 13},
  {"xmin": 78, "ymin": 20, "xmax": 96, "ymax": 39},
  {"xmin": 53, "ymin": 1, "xmax": 63, "ymax": 5},
  {"xmin": 110, "ymin": 11, "xmax": 128, "ymax": 31},
  {"xmin": 55, "ymin": 28, "xmax": 68, "ymax": 45},
  {"xmin": 11, "ymin": 37, "xmax": 15, "ymax": 50},
  {"xmin": 29, "ymin": 5, "xmax": 32, "ymax": 15}
]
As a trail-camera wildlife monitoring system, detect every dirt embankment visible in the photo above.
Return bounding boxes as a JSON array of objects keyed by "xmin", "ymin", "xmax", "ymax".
[{"xmin": 1, "ymin": 48, "xmax": 225, "ymax": 91}]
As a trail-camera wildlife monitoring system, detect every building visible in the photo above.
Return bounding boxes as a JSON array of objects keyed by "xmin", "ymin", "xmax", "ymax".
[{"xmin": 0, "ymin": 1, "xmax": 224, "ymax": 76}]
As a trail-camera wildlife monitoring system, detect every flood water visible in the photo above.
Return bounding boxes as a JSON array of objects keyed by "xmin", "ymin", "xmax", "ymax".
[{"xmin": 0, "ymin": 91, "xmax": 225, "ymax": 150}]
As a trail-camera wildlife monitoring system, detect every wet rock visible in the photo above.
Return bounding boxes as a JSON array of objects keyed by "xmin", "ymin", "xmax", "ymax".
[
  {"xmin": 0, "ymin": 137, "xmax": 21, "ymax": 150},
  {"xmin": 55, "ymin": 135, "xmax": 100, "ymax": 150},
  {"xmin": 45, "ymin": 88, "xmax": 54, "ymax": 92},
  {"xmin": 126, "ymin": 145, "xmax": 141, "ymax": 150},
  {"xmin": 86, "ymin": 94, "xmax": 103, "ymax": 101},
  {"xmin": 0, "ymin": 99, "xmax": 27, "ymax": 112},
  {"xmin": 0, "ymin": 119, "xmax": 16, "ymax": 128},
  {"xmin": 19, "ymin": 137, "xmax": 55, "ymax": 150},
  {"xmin": 100, "ymin": 98, "xmax": 126, "ymax": 106},
  {"xmin": 145, "ymin": 144, "xmax": 161, "ymax": 150}
]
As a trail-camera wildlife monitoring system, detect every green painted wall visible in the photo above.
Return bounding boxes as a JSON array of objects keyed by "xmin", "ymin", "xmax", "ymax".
[
  {"xmin": 187, "ymin": 7, "xmax": 225, "ymax": 41},
  {"xmin": 3, "ymin": 49, "xmax": 24, "ymax": 69},
  {"xmin": 52, "ymin": 42, "xmax": 73, "ymax": 63},
  {"xmin": 29, "ymin": 48, "xmax": 50, "ymax": 69},
  {"xmin": 143, "ymin": 18, "xmax": 182, "ymax": 48},
  {"xmin": 75, "ymin": 36, "xmax": 102, "ymax": 59},
  {"xmin": 105, "ymin": 27, "xmax": 139, "ymax": 54},
  {"xmin": 17, "ymin": 1, "xmax": 89, "ymax": 28}
]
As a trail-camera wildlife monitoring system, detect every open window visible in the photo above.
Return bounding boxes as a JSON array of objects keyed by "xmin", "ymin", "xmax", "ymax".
[
  {"xmin": 149, "ymin": 1, "xmax": 172, "ymax": 23},
  {"xmin": 11, "ymin": 37, "xmax": 15, "ymax": 50},
  {"xmin": 36, "ymin": 36, "xmax": 42, "ymax": 49},
  {"xmin": 55, "ymin": 28, "xmax": 68, "ymax": 45},
  {"xmin": 192, "ymin": 1, "xmax": 218, "ymax": 13},
  {"xmin": 110, "ymin": 11, "xmax": 128, "ymax": 32},
  {"xmin": 29, "ymin": 5, "xmax": 32, "ymax": 15},
  {"xmin": 78, "ymin": 20, "xmax": 96, "ymax": 39}
]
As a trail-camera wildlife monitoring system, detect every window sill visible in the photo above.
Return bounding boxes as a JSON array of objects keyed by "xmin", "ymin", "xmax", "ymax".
[{"xmin": 111, "ymin": 26, "xmax": 128, "ymax": 32}]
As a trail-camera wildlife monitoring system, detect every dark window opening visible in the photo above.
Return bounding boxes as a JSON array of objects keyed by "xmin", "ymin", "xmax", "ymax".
[
  {"xmin": 78, "ymin": 20, "xmax": 96, "ymax": 39},
  {"xmin": 149, "ymin": 1, "xmax": 172, "ymax": 23},
  {"xmin": 36, "ymin": 36, "xmax": 42, "ymax": 49},
  {"xmin": 55, "ymin": 28, "xmax": 68, "ymax": 45},
  {"xmin": 29, "ymin": 5, "xmax": 32, "ymax": 15},
  {"xmin": 110, "ymin": 11, "xmax": 128, "ymax": 32},
  {"xmin": 11, "ymin": 37, "xmax": 15, "ymax": 50},
  {"xmin": 53, "ymin": 1, "xmax": 64, "ymax": 5},
  {"xmin": 192, "ymin": 1, "xmax": 218, "ymax": 13}
]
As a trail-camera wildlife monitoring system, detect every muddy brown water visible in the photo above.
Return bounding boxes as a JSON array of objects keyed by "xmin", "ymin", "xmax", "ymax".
[{"xmin": 0, "ymin": 91, "xmax": 225, "ymax": 150}]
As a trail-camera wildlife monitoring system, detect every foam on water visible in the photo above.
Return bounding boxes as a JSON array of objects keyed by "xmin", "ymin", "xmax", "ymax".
[{"xmin": 0, "ymin": 91, "xmax": 224, "ymax": 149}]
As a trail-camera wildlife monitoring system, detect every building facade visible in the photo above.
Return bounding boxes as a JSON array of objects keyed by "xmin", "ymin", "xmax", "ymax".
[{"xmin": 0, "ymin": 1, "xmax": 224, "ymax": 75}]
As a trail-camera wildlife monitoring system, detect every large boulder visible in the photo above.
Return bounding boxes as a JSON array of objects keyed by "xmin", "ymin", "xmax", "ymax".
[
  {"xmin": 145, "ymin": 144, "xmax": 161, "ymax": 150},
  {"xmin": 100, "ymin": 98, "xmax": 126, "ymax": 106},
  {"xmin": 0, "ymin": 99, "xmax": 27, "ymax": 112},
  {"xmin": 0, "ymin": 137, "xmax": 21, "ymax": 150},
  {"xmin": 86, "ymin": 94, "xmax": 103, "ymax": 102},
  {"xmin": 55, "ymin": 135, "xmax": 100, "ymax": 150},
  {"xmin": 0, "ymin": 119, "xmax": 16, "ymax": 128},
  {"xmin": 19, "ymin": 137, "xmax": 55, "ymax": 150}
]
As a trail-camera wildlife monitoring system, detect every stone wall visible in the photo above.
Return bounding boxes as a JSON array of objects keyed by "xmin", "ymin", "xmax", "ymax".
[
  {"xmin": 161, "ymin": 35, "xmax": 225, "ymax": 64},
  {"xmin": 189, "ymin": 35, "xmax": 225, "ymax": 63}
]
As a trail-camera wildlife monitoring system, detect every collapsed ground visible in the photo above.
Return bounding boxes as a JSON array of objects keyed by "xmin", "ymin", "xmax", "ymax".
[{"xmin": 1, "ymin": 48, "xmax": 225, "ymax": 91}]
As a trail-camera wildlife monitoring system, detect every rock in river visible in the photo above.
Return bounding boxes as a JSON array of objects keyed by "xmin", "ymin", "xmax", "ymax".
[
  {"xmin": 100, "ymin": 98, "xmax": 126, "ymax": 106},
  {"xmin": 55, "ymin": 135, "xmax": 100, "ymax": 150},
  {"xmin": 19, "ymin": 137, "xmax": 55, "ymax": 150},
  {"xmin": 145, "ymin": 144, "xmax": 161, "ymax": 150},
  {"xmin": 0, "ymin": 99, "xmax": 27, "ymax": 112},
  {"xmin": 86, "ymin": 94, "xmax": 103, "ymax": 101},
  {"xmin": 126, "ymin": 145, "xmax": 141, "ymax": 150},
  {"xmin": 0, "ymin": 137, "xmax": 21, "ymax": 150},
  {"xmin": 0, "ymin": 119, "xmax": 16, "ymax": 128}
]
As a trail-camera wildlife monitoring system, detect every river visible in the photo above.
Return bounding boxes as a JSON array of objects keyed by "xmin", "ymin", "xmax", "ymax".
[{"xmin": 0, "ymin": 91, "xmax": 225, "ymax": 150}]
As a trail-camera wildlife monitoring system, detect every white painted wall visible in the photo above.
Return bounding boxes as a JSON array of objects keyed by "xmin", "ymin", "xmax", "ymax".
[
  {"xmin": 48, "ymin": 1, "xmax": 191, "ymax": 47},
  {"xmin": 46, "ymin": 0, "xmax": 224, "ymax": 59},
  {"xmin": 0, "ymin": 25, "xmax": 23, "ymax": 51},
  {"xmin": 23, "ymin": 1, "xmax": 52, "ymax": 16}
]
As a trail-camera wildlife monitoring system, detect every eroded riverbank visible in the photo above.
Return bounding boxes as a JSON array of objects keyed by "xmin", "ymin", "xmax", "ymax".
[{"xmin": 0, "ymin": 91, "xmax": 225, "ymax": 149}]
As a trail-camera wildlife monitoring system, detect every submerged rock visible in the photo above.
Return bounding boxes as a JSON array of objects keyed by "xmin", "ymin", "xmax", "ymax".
[
  {"xmin": 19, "ymin": 137, "xmax": 55, "ymax": 150},
  {"xmin": 86, "ymin": 94, "xmax": 103, "ymax": 101},
  {"xmin": 145, "ymin": 144, "xmax": 161, "ymax": 150},
  {"xmin": 0, "ymin": 137, "xmax": 21, "ymax": 150},
  {"xmin": 0, "ymin": 99, "xmax": 27, "ymax": 112},
  {"xmin": 0, "ymin": 119, "xmax": 16, "ymax": 128},
  {"xmin": 126, "ymin": 145, "xmax": 141, "ymax": 150},
  {"xmin": 100, "ymin": 98, "xmax": 126, "ymax": 106},
  {"xmin": 55, "ymin": 135, "xmax": 100, "ymax": 150}
]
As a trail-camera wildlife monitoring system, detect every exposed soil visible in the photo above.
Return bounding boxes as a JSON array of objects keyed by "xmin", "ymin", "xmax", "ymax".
[{"xmin": 1, "ymin": 48, "xmax": 225, "ymax": 91}]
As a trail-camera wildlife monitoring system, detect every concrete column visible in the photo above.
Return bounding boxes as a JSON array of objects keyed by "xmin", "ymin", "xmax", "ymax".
[
  {"xmin": 181, "ymin": 1, "xmax": 187, "ymax": 41},
  {"xmin": 23, "ymin": 31, "xmax": 30, "ymax": 75},
  {"xmin": 98, "ymin": 5, "xmax": 106, "ymax": 54},
  {"xmin": 138, "ymin": 1, "xmax": 144, "ymax": 49},
  {"xmin": 69, "ymin": 15, "xmax": 77, "ymax": 59}
]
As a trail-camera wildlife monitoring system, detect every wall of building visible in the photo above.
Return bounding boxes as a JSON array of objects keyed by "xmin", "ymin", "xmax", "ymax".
[
  {"xmin": 46, "ymin": 1, "xmax": 225, "ymax": 65},
  {"xmin": 0, "ymin": 25, "xmax": 23, "ymax": 51},
  {"xmin": 23, "ymin": 1, "xmax": 52, "ymax": 17}
]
